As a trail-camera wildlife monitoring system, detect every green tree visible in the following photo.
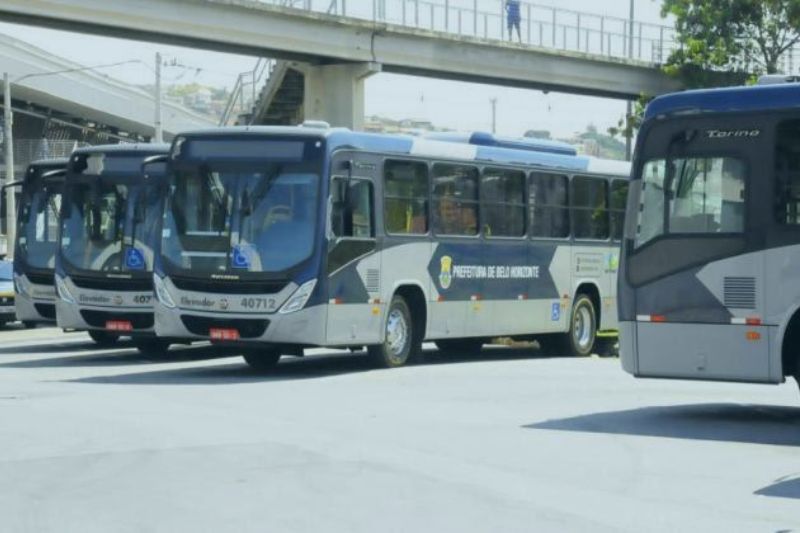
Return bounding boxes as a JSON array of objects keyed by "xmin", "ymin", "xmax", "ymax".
[{"xmin": 663, "ymin": 0, "xmax": 800, "ymax": 87}]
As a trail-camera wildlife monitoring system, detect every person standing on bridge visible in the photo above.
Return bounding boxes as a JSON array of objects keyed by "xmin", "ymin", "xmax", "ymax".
[{"xmin": 505, "ymin": 0, "xmax": 522, "ymax": 43}]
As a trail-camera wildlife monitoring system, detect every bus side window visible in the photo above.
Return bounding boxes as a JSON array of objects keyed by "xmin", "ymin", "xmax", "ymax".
[
  {"xmin": 331, "ymin": 178, "xmax": 374, "ymax": 239},
  {"xmin": 610, "ymin": 180, "xmax": 628, "ymax": 241},
  {"xmin": 776, "ymin": 119, "xmax": 800, "ymax": 224},
  {"xmin": 530, "ymin": 172, "xmax": 569, "ymax": 239},
  {"xmin": 432, "ymin": 164, "xmax": 479, "ymax": 236},
  {"xmin": 481, "ymin": 168, "xmax": 526, "ymax": 237},
  {"xmin": 384, "ymin": 160, "xmax": 429, "ymax": 234},
  {"xmin": 572, "ymin": 176, "xmax": 609, "ymax": 240}
]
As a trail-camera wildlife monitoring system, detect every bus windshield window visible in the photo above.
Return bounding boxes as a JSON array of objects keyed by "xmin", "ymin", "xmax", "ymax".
[
  {"xmin": 61, "ymin": 183, "xmax": 128, "ymax": 272},
  {"xmin": 162, "ymin": 166, "xmax": 319, "ymax": 273},
  {"xmin": 636, "ymin": 157, "xmax": 745, "ymax": 247},
  {"xmin": 18, "ymin": 186, "xmax": 61, "ymax": 269}
]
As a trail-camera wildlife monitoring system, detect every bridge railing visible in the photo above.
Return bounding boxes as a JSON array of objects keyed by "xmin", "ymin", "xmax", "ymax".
[
  {"xmin": 220, "ymin": 57, "xmax": 276, "ymax": 126},
  {"xmin": 269, "ymin": 0, "xmax": 678, "ymax": 64}
]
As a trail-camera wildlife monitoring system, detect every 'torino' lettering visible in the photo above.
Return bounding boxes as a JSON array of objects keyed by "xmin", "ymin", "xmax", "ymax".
[{"xmin": 706, "ymin": 129, "xmax": 761, "ymax": 139}]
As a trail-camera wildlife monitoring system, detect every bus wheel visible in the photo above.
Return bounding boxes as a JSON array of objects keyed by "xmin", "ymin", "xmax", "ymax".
[
  {"xmin": 242, "ymin": 348, "xmax": 281, "ymax": 372},
  {"xmin": 568, "ymin": 294, "xmax": 597, "ymax": 356},
  {"xmin": 369, "ymin": 295, "xmax": 416, "ymax": 368},
  {"xmin": 539, "ymin": 295, "xmax": 597, "ymax": 357},
  {"xmin": 88, "ymin": 330, "xmax": 119, "ymax": 346},
  {"xmin": 22, "ymin": 321, "xmax": 37, "ymax": 329},
  {"xmin": 133, "ymin": 338, "xmax": 170, "ymax": 356},
  {"xmin": 435, "ymin": 338, "xmax": 483, "ymax": 355}
]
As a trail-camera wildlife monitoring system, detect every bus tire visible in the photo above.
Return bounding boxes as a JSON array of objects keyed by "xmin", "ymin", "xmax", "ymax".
[
  {"xmin": 88, "ymin": 330, "xmax": 120, "ymax": 346},
  {"xmin": 368, "ymin": 295, "xmax": 417, "ymax": 368},
  {"xmin": 22, "ymin": 321, "xmax": 37, "ymax": 329},
  {"xmin": 435, "ymin": 338, "xmax": 483, "ymax": 355},
  {"xmin": 242, "ymin": 348, "xmax": 281, "ymax": 372},
  {"xmin": 133, "ymin": 338, "xmax": 171, "ymax": 356},
  {"xmin": 539, "ymin": 295, "xmax": 597, "ymax": 357}
]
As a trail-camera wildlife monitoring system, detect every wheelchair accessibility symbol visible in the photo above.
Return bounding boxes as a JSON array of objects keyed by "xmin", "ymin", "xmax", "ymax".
[
  {"xmin": 232, "ymin": 245, "xmax": 253, "ymax": 269},
  {"xmin": 551, "ymin": 302, "xmax": 561, "ymax": 321},
  {"xmin": 125, "ymin": 247, "xmax": 145, "ymax": 270}
]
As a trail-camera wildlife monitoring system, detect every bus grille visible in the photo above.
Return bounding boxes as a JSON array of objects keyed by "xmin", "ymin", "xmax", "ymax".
[
  {"xmin": 34, "ymin": 303, "xmax": 56, "ymax": 319},
  {"xmin": 26, "ymin": 272, "xmax": 53, "ymax": 286},
  {"xmin": 723, "ymin": 277, "xmax": 756, "ymax": 309},
  {"xmin": 170, "ymin": 276, "xmax": 287, "ymax": 295},
  {"xmin": 180, "ymin": 315, "xmax": 269, "ymax": 339},
  {"xmin": 71, "ymin": 275, "xmax": 152, "ymax": 292},
  {"xmin": 80, "ymin": 310, "xmax": 154, "ymax": 330}
]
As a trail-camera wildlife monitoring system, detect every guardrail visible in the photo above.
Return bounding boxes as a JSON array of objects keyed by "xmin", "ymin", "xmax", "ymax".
[
  {"xmin": 266, "ymin": 0, "xmax": 679, "ymax": 64},
  {"xmin": 219, "ymin": 58, "xmax": 276, "ymax": 126}
]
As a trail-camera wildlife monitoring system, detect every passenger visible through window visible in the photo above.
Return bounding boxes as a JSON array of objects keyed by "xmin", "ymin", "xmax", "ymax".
[
  {"xmin": 481, "ymin": 168, "xmax": 525, "ymax": 237},
  {"xmin": 433, "ymin": 164, "xmax": 479, "ymax": 236}
]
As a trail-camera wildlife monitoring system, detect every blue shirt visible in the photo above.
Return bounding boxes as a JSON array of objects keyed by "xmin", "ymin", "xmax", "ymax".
[{"xmin": 506, "ymin": 1, "xmax": 521, "ymax": 23}]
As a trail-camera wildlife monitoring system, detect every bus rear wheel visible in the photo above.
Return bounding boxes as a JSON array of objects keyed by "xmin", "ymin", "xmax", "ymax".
[
  {"xmin": 539, "ymin": 295, "xmax": 597, "ymax": 357},
  {"xmin": 435, "ymin": 338, "xmax": 483, "ymax": 355},
  {"xmin": 243, "ymin": 348, "xmax": 281, "ymax": 372},
  {"xmin": 88, "ymin": 330, "xmax": 120, "ymax": 346},
  {"xmin": 368, "ymin": 295, "xmax": 418, "ymax": 368}
]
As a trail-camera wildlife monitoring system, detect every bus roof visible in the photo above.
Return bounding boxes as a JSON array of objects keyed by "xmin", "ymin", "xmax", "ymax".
[
  {"xmin": 176, "ymin": 126, "xmax": 630, "ymax": 178},
  {"xmin": 645, "ymin": 83, "xmax": 800, "ymax": 120},
  {"xmin": 71, "ymin": 143, "xmax": 170, "ymax": 156}
]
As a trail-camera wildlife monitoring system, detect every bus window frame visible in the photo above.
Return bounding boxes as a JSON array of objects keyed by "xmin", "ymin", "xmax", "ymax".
[
  {"xmin": 528, "ymin": 170, "xmax": 572, "ymax": 242},
  {"xmin": 382, "ymin": 157, "xmax": 431, "ymax": 238},
  {"xmin": 479, "ymin": 166, "xmax": 528, "ymax": 241},
  {"xmin": 609, "ymin": 178, "xmax": 629, "ymax": 243},
  {"xmin": 570, "ymin": 173, "xmax": 612, "ymax": 243},
  {"xmin": 431, "ymin": 162, "xmax": 481, "ymax": 240},
  {"xmin": 630, "ymin": 150, "xmax": 750, "ymax": 254},
  {"xmin": 330, "ymin": 174, "xmax": 376, "ymax": 242}
]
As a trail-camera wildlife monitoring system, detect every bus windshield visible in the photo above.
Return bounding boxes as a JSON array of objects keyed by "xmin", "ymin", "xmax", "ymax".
[
  {"xmin": 17, "ymin": 183, "xmax": 61, "ymax": 270},
  {"xmin": 161, "ymin": 164, "xmax": 319, "ymax": 274}
]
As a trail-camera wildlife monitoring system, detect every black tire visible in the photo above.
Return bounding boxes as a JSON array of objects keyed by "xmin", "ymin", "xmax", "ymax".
[
  {"xmin": 368, "ymin": 295, "xmax": 419, "ymax": 368},
  {"xmin": 242, "ymin": 348, "xmax": 281, "ymax": 371},
  {"xmin": 539, "ymin": 294, "xmax": 597, "ymax": 357},
  {"xmin": 88, "ymin": 330, "xmax": 120, "ymax": 346},
  {"xmin": 0, "ymin": 320, "xmax": 6, "ymax": 329},
  {"xmin": 22, "ymin": 321, "xmax": 37, "ymax": 329},
  {"xmin": 133, "ymin": 338, "xmax": 171, "ymax": 356},
  {"xmin": 435, "ymin": 338, "xmax": 483, "ymax": 355}
]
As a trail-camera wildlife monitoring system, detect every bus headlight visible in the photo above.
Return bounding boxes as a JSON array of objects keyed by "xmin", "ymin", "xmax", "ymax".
[
  {"xmin": 153, "ymin": 274, "xmax": 176, "ymax": 309},
  {"xmin": 55, "ymin": 275, "xmax": 75, "ymax": 304},
  {"xmin": 14, "ymin": 274, "xmax": 30, "ymax": 297},
  {"xmin": 279, "ymin": 279, "xmax": 317, "ymax": 314}
]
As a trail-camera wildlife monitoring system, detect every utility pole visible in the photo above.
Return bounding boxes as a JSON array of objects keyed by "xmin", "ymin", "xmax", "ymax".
[
  {"xmin": 625, "ymin": 0, "xmax": 634, "ymax": 161},
  {"xmin": 3, "ymin": 73, "xmax": 15, "ymax": 258},
  {"xmin": 490, "ymin": 97, "xmax": 497, "ymax": 134},
  {"xmin": 154, "ymin": 52, "xmax": 163, "ymax": 144}
]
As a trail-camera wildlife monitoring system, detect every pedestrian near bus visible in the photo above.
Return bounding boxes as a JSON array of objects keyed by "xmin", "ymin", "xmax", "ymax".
[{"xmin": 506, "ymin": 0, "xmax": 522, "ymax": 43}]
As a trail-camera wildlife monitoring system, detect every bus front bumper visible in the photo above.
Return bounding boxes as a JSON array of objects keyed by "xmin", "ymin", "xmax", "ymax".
[{"xmin": 153, "ymin": 301, "xmax": 327, "ymax": 347}]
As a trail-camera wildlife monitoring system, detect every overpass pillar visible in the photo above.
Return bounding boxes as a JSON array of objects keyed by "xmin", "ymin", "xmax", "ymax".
[{"xmin": 300, "ymin": 62, "xmax": 381, "ymax": 130}]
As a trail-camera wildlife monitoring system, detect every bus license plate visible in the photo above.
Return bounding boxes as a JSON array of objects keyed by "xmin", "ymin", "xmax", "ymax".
[
  {"xmin": 210, "ymin": 328, "xmax": 240, "ymax": 341},
  {"xmin": 106, "ymin": 320, "xmax": 133, "ymax": 332}
]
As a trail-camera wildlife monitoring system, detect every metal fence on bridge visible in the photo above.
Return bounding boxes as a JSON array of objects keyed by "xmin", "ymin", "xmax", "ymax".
[{"xmin": 271, "ymin": 0, "xmax": 678, "ymax": 64}]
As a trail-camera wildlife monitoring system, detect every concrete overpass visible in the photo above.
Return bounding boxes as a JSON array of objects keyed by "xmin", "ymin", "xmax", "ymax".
[{"xmin": 0, "ymin": 0, "xmax": 682, "ymax": 129}]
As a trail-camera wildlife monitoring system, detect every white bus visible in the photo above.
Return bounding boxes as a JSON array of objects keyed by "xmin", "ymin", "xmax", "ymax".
[{"xmin": 152, "ymin": 127, "xmax": 629, "ymax": 370}]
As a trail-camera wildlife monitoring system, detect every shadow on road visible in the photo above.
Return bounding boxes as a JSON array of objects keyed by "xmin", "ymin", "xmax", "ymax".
[
  {"xmin": 0, "ymin": 337, "xmax": 127, "ymax": 355},
  {"xmin": 754, "ymin": 475, "xmax": 800, "ymax": 500},
  {"xmin": 525, "ymin": 403, "xmax": 800, "ymax": 447},
  {"xmin": 0, "ymin": 343, "xmax": 234, "ymax": 368},
  {"xmin": 64, "ymin": 345, "xmax": 567, "ymax": 385}
]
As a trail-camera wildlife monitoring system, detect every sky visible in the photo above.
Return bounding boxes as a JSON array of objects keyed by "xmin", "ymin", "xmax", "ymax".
[{"xmin": 0, "ymin": 0, "xmax": 668, "ymax": 139}]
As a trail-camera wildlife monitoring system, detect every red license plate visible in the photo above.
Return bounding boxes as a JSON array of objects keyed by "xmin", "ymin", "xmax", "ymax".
[
  {"xmin": 209, "ymin": 328, "xmax": 240, "ymax": 341},
  {"xmin": 106, "ymin": 320, "xmax": 133, "ymax": 332}
]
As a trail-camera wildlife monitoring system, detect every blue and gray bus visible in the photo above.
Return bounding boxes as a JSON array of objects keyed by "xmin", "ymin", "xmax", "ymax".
[
  {"xmin": 12, "ymin": 158, "xmax": 68, "ymax": 327},
  {"xmin": 153, "ymin": 126, "xmax": 629, "ymax": 369},
  {"xmin": 54, "ymin": 144, "xmax": 171, "ymax": 351},
  {"xmin": 619, "ymin": 78, "xmax": 800, "ymax": 394}
]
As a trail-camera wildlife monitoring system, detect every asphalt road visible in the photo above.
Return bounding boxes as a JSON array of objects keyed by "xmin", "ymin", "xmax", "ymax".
[{"xmin": 0, "ymin": 327, "xmax": 798, "ymax": 532}]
